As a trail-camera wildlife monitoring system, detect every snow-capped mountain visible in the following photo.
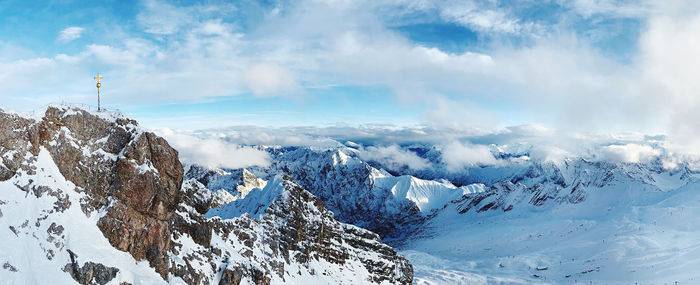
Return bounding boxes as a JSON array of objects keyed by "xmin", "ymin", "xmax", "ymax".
[
  {"xmin": 405, "ymin": 157, "xmax": 700, "ymax": 283},
  {"xmin": 185, "ymin": 137, "xmax": 700, "ymax": 284},
  {"xmin": 186, "ymin": 148, "xmax": 482, "ymax": 242},
  {"xmin": 4, "ymin": 104, "xmax": 700, "ymax": 284},
  {"xmin": 0, "ymin": 106, "xmax": 413, "ymax": 284}
]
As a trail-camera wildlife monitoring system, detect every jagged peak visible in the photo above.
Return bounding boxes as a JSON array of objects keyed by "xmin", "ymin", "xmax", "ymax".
[
  {"xmin": 206, "ymin": 174, "xmax": 287, "ymax": 220},
  {"xmin": 1, "ymin": 104, "xmax": 415, "ymax": 284},
  {"xmin": 44, "ymin": 105, "xmax": 139, "ymax": 130},
  {"xmin": 235, "ymin": 168, "xmax": 268, "ymax": 198},
  {"xmin": 2, "ymin": 104, "xmax": 138, "ymax": 129}
]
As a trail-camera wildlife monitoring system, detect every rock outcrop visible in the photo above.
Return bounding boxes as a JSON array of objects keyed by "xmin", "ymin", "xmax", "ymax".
[
  {"xmin": 172, "ymin": 176, "xmax": 413, "ymax": 284},
  {"xmin": 1, "ymin": 107, "xmax": 182, "ymax": 278},
  {"xmin": 97, "ymin": 131, "xmax": 183, "ymax": 277},
  {"xmin": 64, "ymin": 250, "xmax": 120, "ymax": 285},
  {"xmin": 0, "ymin": 105, "xmax": 412, "ymax": 284},
  {"xmin": 186, "ymin": 149, "xmax": 428, "ymax": 242}
]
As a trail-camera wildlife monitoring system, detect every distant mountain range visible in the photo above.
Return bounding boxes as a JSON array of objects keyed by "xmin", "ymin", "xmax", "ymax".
[
  {"xmin": 1, "ymin": 105, "xmax": 699, "ymax": 284},
  {"xmin": 184, "ymin": 128, "xmax": 700, "ymax": 284}
]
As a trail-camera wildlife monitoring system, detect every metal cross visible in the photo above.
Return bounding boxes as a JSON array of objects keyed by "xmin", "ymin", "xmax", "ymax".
[{"xmin": 94, "ymin": 73, "xmax": 103, "ymax": 111}]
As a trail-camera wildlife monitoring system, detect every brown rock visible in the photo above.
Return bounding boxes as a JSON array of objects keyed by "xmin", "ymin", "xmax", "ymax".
[
  {"xmin": 97, "ymin": 203, "xmax": 172, "ymax": 277},
  {"xmin": 113, "ymin": 132, "xmax": 183, "ymax": 220},
  {"xmin": 98, "ymin": 132, "xmax": 183, "ymax": 278},
  {"xmin": 2, "ymin": 106, "xmax": 185, "ymax": 280}
]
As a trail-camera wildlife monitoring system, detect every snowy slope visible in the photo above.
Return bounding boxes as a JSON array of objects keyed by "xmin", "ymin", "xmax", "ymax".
[
  {"xmin": 185, "ymin": 148, "xmax": 479, "ymax": 241},
  {"xmin": 405, "ymin": 182, "xmax": 700, "ymax": 284},
  {"xmin": 0, "ymin": 106, "xmax": 414, "ymax": 284},
  {"xmin": 370, "ymin": 168, "xmax": 484, "ymax": 213},
  {"xmin": 185, "ymin": 139, "xmax": 700, "ymax": 284},
  {"xmin": 177, "ymin": 175, "xmax": 413, "ymax": 284},
  {"xmin": 401, "ymin": 157, "xmax": 700, "ymax": 284},
  {"xmin": 205, "ymin": 174, "xmax": 283, "ymax": 219},
  {"xmin": 0, "ymin": 148, "xmax": 167, "ymax": 284}
]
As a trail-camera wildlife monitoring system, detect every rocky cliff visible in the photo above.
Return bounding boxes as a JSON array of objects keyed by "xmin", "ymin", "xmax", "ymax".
[
  {"xmin": 174, "ymin": 176, "xmax": 413, "ymax": 284},
  {"xmin": 0, "ymin": 106, "xmax": 412, "ymax": 284}
]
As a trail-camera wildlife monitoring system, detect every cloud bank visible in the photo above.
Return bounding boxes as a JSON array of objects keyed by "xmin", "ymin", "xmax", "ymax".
[
  {"xmin": 358, "ymin": 145, "xmax": 430, "ymax": 170},
  {"xmin": 155, "ymin": 123, "xmax": 700, "ymax": 175},
  {"xmin": 598, "ymin": 144, "xmax": 661, "ymax": 163},
  {"xmin": 441, "ymin": 141, "xmax": 499, "ymax": 171},
  {"xmin": 157, "ymin": 128, "xmax": 271, "ymax": 169}
]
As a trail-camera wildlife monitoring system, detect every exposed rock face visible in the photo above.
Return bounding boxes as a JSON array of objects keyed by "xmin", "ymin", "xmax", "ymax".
[
  {"xmin": 0, "ymin": 106, "xmax": 181, "ymax": 279},
  {"xmin": 276, "ymin": 150, "xmax": 426, "ymax": 239},
  {"xmin": 447, "ymin": 159, "xmax": 628, "ymax": 216},
  {"xmin": 265, "ymin": 180, "xmax": 412, "ymax": 284},
  {"xmin": 0, "ymin": 111, "xmax": 37, "ymax": 181},
  {"xmin": 0, "ymin": 106, "xmax": 412, "ymax": 284},
  {"xmin": 98, "ymin": 132, "xmax": 183, "ymax": 277},
  {"xmin": 39, "ymin": 107, "xmax": 138, "ymax": 212},
  {"xmin": 64, "ymin": 250, "xmax": 120, "ymax": 285},
  {"xmin": 171, "ymin": 176, "xmax": 413, "ymax": 284},
  {"xmin": 186, "ymin": 150, "xmax": 426, "ymax": 241}
]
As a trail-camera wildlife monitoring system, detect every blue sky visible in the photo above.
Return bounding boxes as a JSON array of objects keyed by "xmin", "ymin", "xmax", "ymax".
[{"xmin": 1, "ymin": 0, "xmax": 699, "ymax": 140}]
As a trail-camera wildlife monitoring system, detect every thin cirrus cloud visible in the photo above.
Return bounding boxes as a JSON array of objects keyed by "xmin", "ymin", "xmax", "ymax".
[{"xmin": 57, "ymin": 27, "xmax": 85, "ymax": 42}]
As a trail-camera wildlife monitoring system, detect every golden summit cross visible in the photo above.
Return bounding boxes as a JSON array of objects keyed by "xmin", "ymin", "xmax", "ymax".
[{"xmin": 94, "ymin": 73, "xmax": 103, "ymax": 111}]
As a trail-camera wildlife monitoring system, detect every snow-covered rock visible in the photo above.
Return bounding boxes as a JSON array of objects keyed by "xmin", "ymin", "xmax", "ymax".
[
  {"xmin": 186, "ymin": 141, "xmax": 700, "ymax": 283},
  {"xmin": 0, "ymin": 106, "xmax": 413, "ymax": 284},
  {"xmin": 177, "ymin": 175, "xmax": 413, "ymax": 284}
]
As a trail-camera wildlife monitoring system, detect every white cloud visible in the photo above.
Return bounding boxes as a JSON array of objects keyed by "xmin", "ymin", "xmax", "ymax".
[
  {"xmin": 530, "ymin": 145, "xmax": 571, "ymax": 163},
  {"xmin": 599, "ymin": 144, "xmax": 660, "ymax": 163},
  {"xmin": 441, "ymin": 141, "xmax": 498, "ymax": 171},
  {"xmin": 358, "ymin": 145, "xmax": 430, "ymax": 170},
  {"xmin": 58, "ymin": 27, "xmax": 85, "ymax": 42},
  {"xmin": 637, "ymin": 4, "xmax": 700, "ymax": 153},
  {"xmin": 208, "ymin": 127, "xmax": 342, "ymax": 148},
  {"xmin": 4, "ymin": 0, "xmax": 700, "ymax": 151},
  {"xmin": 245, "ymin": 63, "xmax": 301, "ymax": 97},
  {"xmin": 137, "ymin": 0, "xmax": 191, "ymax": 35},
  {"xmin": 157, "ymin": 129, "xmax": 271, "ymax": 169},
  {"xmin": 163, "ymin": 124, "xmax": 700, "ymax": 171},
  {"xmin": 136, "ymin": 0, "xmax": 237, "ymax": 35}
]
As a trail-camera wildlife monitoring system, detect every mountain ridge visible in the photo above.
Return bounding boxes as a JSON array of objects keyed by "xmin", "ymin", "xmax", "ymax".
[
  {"xmin": 0, "ymin": 105, "xmax": 413, "ymax": 284},
  {"xmin": 187, "ymin": 137, "xmax": 700, "ymax": 283}
]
